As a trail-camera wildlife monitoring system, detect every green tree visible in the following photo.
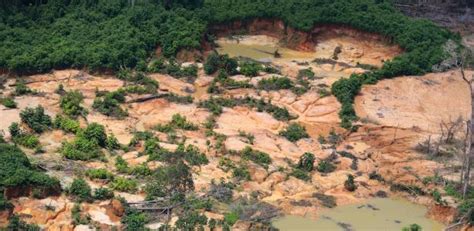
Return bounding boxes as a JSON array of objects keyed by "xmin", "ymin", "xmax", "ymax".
[{"xmin": 297, "ymin": 152, "xmax": 315, "ymax": 172}]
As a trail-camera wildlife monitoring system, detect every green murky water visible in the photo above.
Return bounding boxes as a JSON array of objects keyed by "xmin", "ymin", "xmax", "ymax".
[
  {"xmin": 272, "ymin": 198, "xmax": 444, "ymax": 231},
  {"xmin": 216, "ymin": 41, "xmax": 315, "ymax": 61}
]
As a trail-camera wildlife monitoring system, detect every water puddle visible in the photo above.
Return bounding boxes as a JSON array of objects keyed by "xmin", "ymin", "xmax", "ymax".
[
  {"xmin": 272, "ymin": 198, "xmax": 444, "ymax": 231},
  {"xmin": 216, "ymin": 36, "xmax": 316, "ymax": 61}
]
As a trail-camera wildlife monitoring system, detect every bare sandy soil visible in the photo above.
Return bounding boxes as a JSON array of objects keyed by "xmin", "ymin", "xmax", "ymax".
[{"xmin": 0, "ymin": 32, "xmax": 470, "ymax": 230}]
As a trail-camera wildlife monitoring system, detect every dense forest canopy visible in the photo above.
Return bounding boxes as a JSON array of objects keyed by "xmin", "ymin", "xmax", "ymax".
[
  {"xmin": 0, "ymin": 0, "xmax": 454, "ymax": 74},
  {"xmin": 0, "ymin": 0, "xmax": 458, "ymax": 127}
]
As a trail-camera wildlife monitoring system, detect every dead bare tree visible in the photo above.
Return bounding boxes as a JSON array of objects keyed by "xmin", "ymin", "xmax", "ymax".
[{"xmin": 460, "ymin": 50, "xmax": 474, "ymax": 199}]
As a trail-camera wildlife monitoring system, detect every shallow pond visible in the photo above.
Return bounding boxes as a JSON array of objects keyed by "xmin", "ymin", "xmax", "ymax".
[
  {"xmin": 216, "ymin": 37, "xmax": 315, "ymax": 61},
  {"xmin": 272, "ymin": 198, "xmax": 444, "ymax": 231}
]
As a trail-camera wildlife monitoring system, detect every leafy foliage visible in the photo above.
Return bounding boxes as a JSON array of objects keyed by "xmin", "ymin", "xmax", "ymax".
[
  {"xmin": 0, "ymin": 97, "xmax": 17, "ymax": 108},
  {"xmin": 257, "ymin": 76, "xmax": 293, "ymax": 91},
  {"xmin": 241, "ymin": 146, "xmax": 272, "ymax": 168},
  {"xmin": 53, "ymin": 115, "xmax": 80, "ymax": 134},
  {"xmin": 344, "ymin": 174, "xmax": 357, "ymax": 192},
  {"xmin": 92, "ymin": 89, "xmax": 128, "ymax": 118},
  {"xmin": 0, "ymin": 143, "xmax": 60, "ymax": 190},
  {"xmin": 279, "ymin": 123, "xmax": 309, "ymax": 142},
  {"xmin": 145, "ymin": 161, "xmax": 194, "ymax": 199},
  {"xmin": 297, "ymin": 152, "xmax": 315, "ymax": 172},
  {"xmin": 20, "ymin": 106, "xmax": 52, "ymax": 133},
  {"xmin": 60, "ymin": 90, "xmax": 86, "ymax": 117},
  {"xmin": 68, "ymin": 178, "xmax": 92, "ymax": 201}
]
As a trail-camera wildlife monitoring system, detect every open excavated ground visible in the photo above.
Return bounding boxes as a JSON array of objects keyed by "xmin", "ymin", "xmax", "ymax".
[{"xmin": 0, "ymin": 30, "xmax": 470, "ymax": 230}]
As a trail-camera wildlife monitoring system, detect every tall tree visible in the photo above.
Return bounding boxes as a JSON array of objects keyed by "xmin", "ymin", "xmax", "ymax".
[{"xmin": 460, "ymin": 49, "xmax": 473, "ymax": 198}]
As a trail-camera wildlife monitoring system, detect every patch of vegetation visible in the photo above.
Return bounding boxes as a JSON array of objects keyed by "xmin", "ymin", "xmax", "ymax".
[
  {"xmin": 121, "ymin": 205, "xmax": 149, "ymax": 231},
  {"xmin": 238, "ymin": 130, "xmax": 255, "ymax": 145},
  {"xmin": 257, "ymin": 76, "xmax": 293, "ymax": 91},
  {"xmin": 93, "ymin": 187, "xmax": 114, "ymax": 200},
  {"xmin": 204, "ymin": 52, "xmax": 238, "ymax": 75},
  {"xmin": 61, "ymin": 123, "xmax": 107, "ymax": 161},
  {"xmin": 163, "ymin": 93, "xmax": 194, "ymax": 104},
  {"xmin": 316, "ymin": 160, "xmax": 336, "ymax": 173},
  {"xmin": 232, "ymin": 164, "xmax": 251, "ymax": 181},
  {"xmin": 297, "ymin": 152, "xmax": 315, "ymax": 172},
  {"xmin": 279, "ymin": 123, "xmax": 309, "ymax": 142},
  {"xmin": 85, "ymin": 168, "xmax": 114, "ymax": 181},
  {"xmin": 176, "ymin": 211, "xmax": 208, "ymax": 230},
  {"xmin": 60, "ymin": 90, "xmax": 87, "ymax": 117},
  {"xmin": 344, "ymin": 174, "xmax": 357, "ymax": 192},
  {"xmin": 9, "ymin": 123, "xmax": 41, "ymax": 149},
  {"xmin": 71, "ymin": 203, "xmax": 90, "ymax": 225},
  {"xmin": 390, "ymin": 183, "xmax": 425, "ymax": 196},
  {"xmin": 14, "ymin": 81, "xmax": 34, "ymax": 96},
  {"xmin": 239, "ymin": 61, "xmax": 262, "ymax": 77},
  {"xmin": 145, "ymin": 161, "xmax": 194, "ymax": 199},
  {"xmin": 290, "ymin": 168, "xmax": 311, "ymax": 181},
  {"xmin": 312, "ymin": 193, "xmax": 337, "ymax": 208},
  {"xmin": 20, "ymin": 106, "xmax": 52, "ymax": 133},
  {"xmin": 198, "ymin": 96, "xmax": 296, "ymax": 121},
  {"xmin": 402, "ymin": 224, "xmax": 422, "ymax": 231},
  {"xmin": 109, "ymin": 177, "xmax": 138, "ymax": 193},
  {"xmin": 120, "ymin": 71, "xmax": 159, "ymax": 94},
  {"xmin": 0, "ymin": 97, "xmax": 17, "ymax": 108},
  {"xmin": 0, "ymin": 143, "xmax": 60, "ymax": 196},
  {"xmin": 6, "ymin": 215, "xmax": 41, "ymax": 231},
  {"xmin": 92, "ymin": 89, "xmax": 128, "ymax": 118},
  {"xmin": 53, "ymin": 115, "xmax": 80, "ymax": 134},
  {"xmin": 154, "ymin": 113, "xmax": 198, "ymax": 132},
  {"xmin": 208, "ymin": 180, "xmax": 234, "ymax": 203},
  {"xmin": 208, "ymin": 70, "xmax": 253, "ymax": 93},
  {"xmin": 68, "ymin": 178, "xmax": 92, "ymax": 202},
  {"xmin": 241, "ymin": 146, "xmax": 272, "ymax": 168}
]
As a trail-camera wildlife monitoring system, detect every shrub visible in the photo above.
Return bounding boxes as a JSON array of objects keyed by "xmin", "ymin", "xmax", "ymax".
[
  {"xmin": 232, "ymin": 165, "xmax": 251, "ymax": 181},
  {"xmin": 145, "ymin": 161, "xmax": 194, "ymax": 199},
  {"xmin": 60, "ymin": 90, "xmax": 86, "ymax": 117},
  {"xmin": 14, "ymin": 81, "xmax": 33, "ymax": 95},
  {"xmin": 122, "ymin": 208, "xmax": 148, "ymax": 231},
  {"xmin": 69, "ymin": 178, "xmax": 92, "ymax": 201},
  {"xmin": 176, "ymin": 211, "xmax": 208, "ymax": 230},
  {"xmin": 53, "ymin": 115, "xmax": 80, "ymax": 134},
  {"xmin": 20, "ymin": 106, "xmax": 52, "ymax": 133},
  {"xmin": 93, "ymin": 188, "xmax": 114, "ymax": 200},
  {"xmin": 1, "ymin": 97, "xmax": 17, "ymax": 108},
  {"xmin": 0, "ymin": 143, "xmax": 60, "ymax": 191},
  {"xmin": 115, "ymin": 156, "xmax": 130, "ymax": 173},
  {"xmin": 82, "ymin": 123, "xmax": 107, "ymax": 147},
  {"xmin": 239, "ymin": 61, "xmax": 261, "ymax": 77},
  {"xmin": 8, "ymin": 122, "xmax": 21, "ymax": 138},
  {"xmin": 241, "ymin": 146, "xmax": 272, "ymax": 168},
  {"xmin": 7, "ymin": 215, "xmax": 40, "ymax": 231},
  {"xmin": 204, "ymin": 52, "xmax": 238, "ymax": 75},
  {"xmin": 92, "ymin": 90, "xmax": 128, "ymax": 118},
  {"xmin": 109, "ymin": 177, "xmax": 138, "ymax": 193},
  {"xmin": 316, "ymin": 160, "xmax": 336, "ymax": 173},
  {"xmin": 344, "ymin": 174, "xmax": 357, "ymax": 192},
  {"xmin": 14, "ymin": 134, "xmax": 40, "ymax": 149},
  {"xmin": 130, "ymin": 164, "xmax": 152, "ymax": 177},
  {"xmin": 257, "ymin": 76, "xmax": 293, "ymax": 91},
  {"xmin": 106, "ymin": 133, "xmax": 121, "ymax": 150},
  {"xmin": 279, "ymin": 123, "xmax": 309, "ymax": 142},
  {"xmin": 170, "ymin": 114, "xmax": 198, "ymax": 130},
  {"xmin": 85, "ymin": 169, "xmax": 114, "ymax": 181},
  {"xmin": 312, "ymin": 193, "xmax": 336, "ymax": 208},
  {"xmin": 62, "ymin": 136, "xmax": 102, "ymax": 161},
  {"xmin": 224, "ymin": 212, "xmax": 239, "ymax": 226},
  {"xmin": 402, "ymin": 224, "xmax": 422, "ymax": 231},
  {"xmin": 72, "ymin": 203, "xmax": 90, "ymax": 225},
  {"xmin": 297, "ymin": 152, "xmax": 315, "ymax": 172},
  {"xmin": 290, "ymin": 168, "xmax": 311, "ymax": 181}
]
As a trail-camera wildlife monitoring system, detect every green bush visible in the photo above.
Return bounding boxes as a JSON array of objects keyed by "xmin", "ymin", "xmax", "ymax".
[
  {"xmin": 239, "ymin": 61, "xmax": 261, "ymax": 77},
  {"xmin": 14, "ymin": 81, "xmax": 33, "ymax": 95},
  {"xmin": 344, "ymin": 174, "xmax": 357, "ymax": 192},
  {"xmin": 257, "ymin": 76, "xmax": 293, "ymax": 91},
  {"xmin": 69, "ymin": 178, "xmax": 92, "ymax": 201},
  {"xmin": 8, "ymin": 122, "xmax": 22, "ymax": 138},
  {"xmin": 279, "ymin": 123, "xmax": 309, "ymax": 142},
  {"xmin": 204, "ymin": 52, "xmax": 238, "ymax": 75},
  {"xmin": 109, "ymin": 177, "xmax": 138, "ymax": 193},
  {"xmin": 316, "ymin": 160, "xmax": 336, "ymax": 173},
  {"xmin": 145, "ymin": 161, "xmax": 194, "ymax": 199},
  {"xmin": 224, "ymin": 212, "xmax": 239, "ymax": 226},
  {"xmin": 93, "ymin": 187, "xmax": 114, "ymax": 200},
  {"xmin": 14, "ymin": 134, "xmax": 41, "ymax": 149},
  {"xmin": 297, "ymin": 152, "xmax": 315, "ymax": 172},
  {"xmin": 402, "ymin": 224, "xmax": 422, "ymax": 231},
  {"xmin": 85, "ymin": 169, "xmax": 114, "ymax": 181},
  {"xmin": 20, "ymin": 106, "xmax": 52, "ymax": 133},
  {"xmin": 176, "ymin": 211, "xmax": 208, "ymax": 230},
  {"xmin": 0, "ymin": 143, "xmax": 60, "ymax": 191},
  {"xmin": 115, "ymin": 156, "xmax": 130, "ymax": 173},
  {"xmin": 232, "ymin": 165, "xmax": 251, "ymax": 181},
  {"xmin": 122, "ymin": 208, "xmax": 149, "ymax": 231},
  {"xmin": 106, "ymin": 133, "xmax": 121, "ymax": 150},
  {"xmin": 1, "ymin": 97, "xmax": 17, "ymax": 108},
  {"xmin": 130, "ymin": 164, "xmax": 152, "ymax": 177},
  {"xmin": 93, "ymin": 90, "xmax": 128, "ymax": 118},
  {"xmin": 60, "ymin": 90, "xmax": 86, "ymax": 117},
  {"xmin": 53, "ymin": 115, "xmax": 80, "ymax": 134},
  {"xmin": 82, "ymin": 123, "xmax": 107, "ymax": 147},
  {"xmin": 62, "ymin": 136, "xmax": 103, "ymax": 161},
  {"xmin": 241, "ymin": 146, "xmax": 272, "ymax": 168},
  {"xmin": 291, "ymin": 168, "xmax": 311, "ymax": 181},
  {"xmin": 7, "ymin": 215, "xmax": 40, "ymax": 231}
]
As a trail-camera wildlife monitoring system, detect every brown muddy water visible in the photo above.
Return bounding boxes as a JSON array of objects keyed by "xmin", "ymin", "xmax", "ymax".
[
  {"xmin": 272, "ymin": 198, "xmax": 444, "ymax": 231},
  {"xmin": 216, "ymin": 36, "xmax": 315, "ymax": 61}
]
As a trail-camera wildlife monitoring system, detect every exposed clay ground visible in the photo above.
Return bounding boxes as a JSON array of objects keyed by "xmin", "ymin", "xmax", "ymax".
[{"xmin": 0, "ymin": 30, "xmax": 471, "ymax": 230}]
